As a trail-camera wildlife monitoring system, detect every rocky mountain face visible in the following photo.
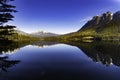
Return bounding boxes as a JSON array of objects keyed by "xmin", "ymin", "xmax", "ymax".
[
  {"xmin": 62, "ymin": 11, "xmax": 120, "ymax": 41},
  {"xmin": 46, "ymin": 11, "xmax": 120, "ymax": 41},
  {"xmin": 77, "ymin": 11, "xmax": 120, "ymax": 37},
  {"xmin": 113, "ymin": 11, "xmax": 120, "ymax": 23},
  {"xmin": 79, "ymin": 11, "xmax": 113, "ymax": 31}
]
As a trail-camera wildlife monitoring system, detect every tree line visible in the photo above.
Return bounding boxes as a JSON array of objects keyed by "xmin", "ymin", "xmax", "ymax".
[{"xmin": 0, "ymin": 0, "xmax": 17, "ymax": 41}]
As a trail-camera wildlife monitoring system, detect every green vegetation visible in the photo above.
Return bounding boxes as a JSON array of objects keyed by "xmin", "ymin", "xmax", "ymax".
[
  {"xmin": 0, "ymin": 0, "xmax": 17, "ymax": 41},
  {"xmin": 44, "ymin": 11, "xmax": 120, "ymax": 42},
  {"xmin": 16, "ymin": 34, "xmax": 43, "ymax": 41},
  {"xmin": 0, "ymin": 25, "xmax": 42, "ymax": 41},
  {"xmin": 0, "ymin": 0, "xmax": 42, "ymax": 42},
  {"xmin": 0, "ymin": 1, "xmax": 120, "ymax": 42}
]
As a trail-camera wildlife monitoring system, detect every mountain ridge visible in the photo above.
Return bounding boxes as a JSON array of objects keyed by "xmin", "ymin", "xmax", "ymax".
[
  {"xmin": 56, "ymin": 11, "xmax": 120, "ymax": 41},
  {"xmin": 79, "ymin": 11, "xmax": 113, "ymax": 31},
  {"xmin": 14, "ymin": 11, "xmax": 120, "ymax": 41},
  {"xmin": 15, "ymin": 29, "xmax": 59, "ymax": 37},
  {"xmin": 30, "ymin": 31, "xmax": 59, "ymax": 37}
]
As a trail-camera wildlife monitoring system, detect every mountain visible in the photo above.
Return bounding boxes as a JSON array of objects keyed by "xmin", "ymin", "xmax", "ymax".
[
  {"xmin": 14, "ymin": 11, "xmax": 120, "ymax": 41},
  {"xmin": 79, "ymin": 11, "xmax": 113, "ymax": 31},
  {"xmin": 15, "ymin": 29, "xmax": 59, "ymax": 38},
  {"xmin": 14, "ymin": 29, "xmax": 29, "ymax": 35},
  {"xmin": 30, "ymin": 31, "xmax": 59, "ymax": 37},
  {"xmin": 61, "ymin": 11, "xmax": 120, "ymax": 41}
]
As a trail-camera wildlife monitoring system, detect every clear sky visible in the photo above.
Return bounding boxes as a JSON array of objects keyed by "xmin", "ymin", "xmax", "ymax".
[{"xmin": 8, "ymin": 0, "xmax": 120, "ymax": 34}]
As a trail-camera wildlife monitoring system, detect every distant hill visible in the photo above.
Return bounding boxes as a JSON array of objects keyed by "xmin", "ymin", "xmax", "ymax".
[
  {"xmin": 30, "ymin": 31, "xmax": 59, "ymax": 37},
  {"xmin": 15, "ymin": 29, "xmax": 29, "ymax": 36},
  {"xmin": 14, "ymin": 11, "xmax": 120, "ymax": 41},
  {"xmin": 61, "ymin": 11, "xmax": 120, "ymax": 41},
  {"xmin": 15, "ymin": 30, "xmax": 59, "ymax": 37}
]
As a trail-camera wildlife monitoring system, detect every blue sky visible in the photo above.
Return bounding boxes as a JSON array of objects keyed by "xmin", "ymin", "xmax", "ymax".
[{"xmin": 8, "ymin": 0, "xmax": 120, "ymax": 34}]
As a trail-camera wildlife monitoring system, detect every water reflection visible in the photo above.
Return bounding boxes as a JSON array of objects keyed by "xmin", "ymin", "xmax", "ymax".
[
  {"xmin": 0, "ymin": 41, "xmax": 27, "ymax": 54},
  {"xmin": 65, "ymin": 41, "xmax": 120, "ymax": 67},
  {"xmin": 0, "ymin": 41, "xmax": 58, "ymax": 54},
  {"xmin": 0, "ymin": 41, "xmax": 58, "ymax": 73},
  {"xmin": 0, "ymin": 41, "xmax": 23, "ymax": 73},
  {"xmin": 0, "ymin": 56, "xmax": 20, "ymax": 72},
  {"xmin": 0, "ymin": 41, "xmax": 120, "ymax": 80},
  {"xmin": 0, "ymin": 41, "xmax": 59, "ymax": 72},
  {"xmin": 31, "ymin": 42, "xmax": 59, "ymax": 48},
  {"xmin": 0, "ymin": 41, "xmax": 120, "ymax": 67}
]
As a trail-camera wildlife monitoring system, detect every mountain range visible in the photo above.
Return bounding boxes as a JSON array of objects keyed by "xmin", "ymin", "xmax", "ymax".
[
  {"xmin": 61, "ymin": 11, "xmax": 120, "ymax": 41},
  {"xmin": 15, "ymin": 30, "xmax": 59, "ymax": 37},
  {"xmin": 30, "ymin": 31, "xmax": 59, "ymax": 37},
  {"xmin": 15, "ymin": 11, "xmax": 120, "ymax": 41}
]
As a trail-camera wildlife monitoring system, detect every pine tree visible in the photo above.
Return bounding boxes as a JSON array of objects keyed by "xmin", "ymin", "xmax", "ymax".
[
  {"xmin": 0, "ymin": 0, "xmax": 17, "ymax": 25},
  {"xmin": 0, "ymin": 0, "xmax": 17, "ymax": 41}
]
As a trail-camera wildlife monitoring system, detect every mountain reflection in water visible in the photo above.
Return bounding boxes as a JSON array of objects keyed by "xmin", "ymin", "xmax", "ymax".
[
  {"xmin": 0, "ymin": 41, "xmax": 120, "ymax": 67},
  {"xmin": 65, "ymin": 41, "xmax": 120, "ymax": 67},
  {"xmin": 0, "ymin": 41, "xmax": 58, "ymax": 74},
  {"xmin": 0, "ymin": 41, "xmax": 58, "ymax": 54},
  {"xmin": 0, "ymin": 41, "xmax": 119, "ymax": 80}
]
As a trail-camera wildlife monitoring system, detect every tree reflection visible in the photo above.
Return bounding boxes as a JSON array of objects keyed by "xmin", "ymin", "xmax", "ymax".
[
  {"xmin": 0, "ymin": 41, "xmax": 28, "ymax": 72},
  {"xmin": 0, "ymin": 41, "xmax": 59, "ymax": 54},
  {"xmin": 0, "ymin": 41, "xmax": 58, "ymax": 72},
  {"xmin": 0, "ymin": 56, "xmax": 20, "ymax": 72},
  {"xmin": 0, "ymin": 41, "xmax": 35, "ymax": 54}
]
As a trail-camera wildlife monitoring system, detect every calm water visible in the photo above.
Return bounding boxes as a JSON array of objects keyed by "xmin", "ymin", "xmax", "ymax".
[{"xmin": 0, "ymin": 41, "xmax": 120, "ymax": 80}]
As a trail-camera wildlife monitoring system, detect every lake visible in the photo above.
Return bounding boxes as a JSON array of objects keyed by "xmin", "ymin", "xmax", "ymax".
[{"xmin": 0, "ymin": 41, "xmax": 120, "ymax": 80}]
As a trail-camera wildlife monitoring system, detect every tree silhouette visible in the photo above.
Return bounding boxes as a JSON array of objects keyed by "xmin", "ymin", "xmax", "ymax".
[
  {"xmin": 0, "ymin": 0, "xmax": 17, "ymax": 25},
  {"xmin": 0, "ymin": 56, "xmax": 20, "ymax": 72},
  {"xmin": 0, "ymin": 0, "xmax": 17, "ymax": 41}
]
